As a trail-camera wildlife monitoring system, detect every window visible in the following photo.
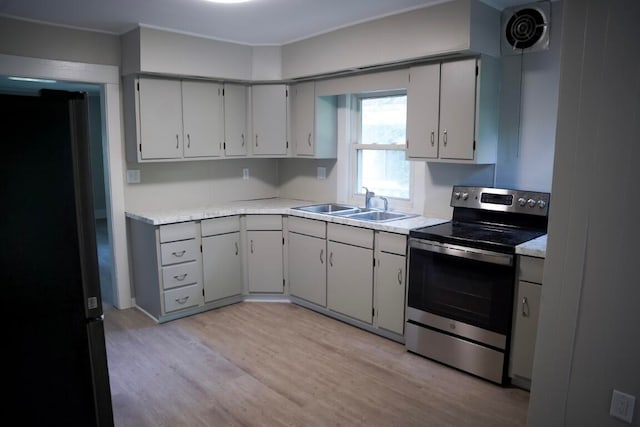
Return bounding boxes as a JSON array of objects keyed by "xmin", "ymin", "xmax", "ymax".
[{"xmin": 352, "ymin": 93, "xmax": 410, "ymax": 201}]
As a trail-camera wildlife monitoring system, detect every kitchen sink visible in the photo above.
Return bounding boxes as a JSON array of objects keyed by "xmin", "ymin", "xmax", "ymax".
[
  {"xmin": 345, "ymin": 210, "xmax": 417, "ymax": 222},
  {"xmin": 292, "ymin": 203, "xmax": 358, "ymax": 214}
]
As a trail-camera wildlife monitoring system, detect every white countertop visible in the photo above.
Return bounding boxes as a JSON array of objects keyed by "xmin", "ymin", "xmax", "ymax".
[
  {"xmin": 516, "ymin": 234, "xmax": 547, "ymax": 258},
  {"xmin": 125, "ymin": 198, "xmax": 449, "ymax": 235}
]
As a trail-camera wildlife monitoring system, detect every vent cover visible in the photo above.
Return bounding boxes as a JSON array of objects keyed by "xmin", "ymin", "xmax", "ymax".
[{"xmin": 501, "ymin": 2, "xmax": 550, "ymax": 55}]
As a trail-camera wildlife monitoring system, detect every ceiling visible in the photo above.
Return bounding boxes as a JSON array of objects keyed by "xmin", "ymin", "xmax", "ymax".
[{"xmin": 0, "ymin": 0, "xmax": 534, "ymax": 46}]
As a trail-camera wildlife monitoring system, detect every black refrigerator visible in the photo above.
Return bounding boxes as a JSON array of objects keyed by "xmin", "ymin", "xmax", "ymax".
[{"xmin": 1, "ymin": 90, "xmax": 114, "ymax": 426}]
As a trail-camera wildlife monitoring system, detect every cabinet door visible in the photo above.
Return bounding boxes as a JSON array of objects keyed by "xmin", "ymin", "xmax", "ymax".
[
  {"xmin": 406, "ymin": 64, "xmax": 440, "ymax": 159},
  {"xmin": 138, "ymin": 78, "xmax": 183, "ymax": 160},
  {"xmin": 327, "ymin": 241, "xmax": 373, "ymax": 323},
  {"xmin": 288, "ymin": 232, "xmax": 326, "ymax": 306},
  {"xmin": 292, "ymin": 82, "xmax": 315, "ymax": 156},
  {"xmin": 510, "ymin": 281, "xmax": 542, "ymax": 380},
  {"xmin": 223, "ymin": 83, "xmax": 248, "ymax": 157},
  {"xmin": 376, "ymin": 252, "xmax": 406, "ymax": 335},
  {"xmin": 182, "ymin": 81, "xmax": 224, "ymax": 158},
  {"xmin": 202, "ymin": 232, "xmax": 243, "ymax": 302},
  {"xmin": 439, "ymin": 58, "xmax": 477, "ymax": 160},
  {"xmin": 247, "ymin": 230, "xmax": 284, "ymax": 293},
  {"xmin": 252, "ymin": 85, "xmax": 288, "ymax": 156}
]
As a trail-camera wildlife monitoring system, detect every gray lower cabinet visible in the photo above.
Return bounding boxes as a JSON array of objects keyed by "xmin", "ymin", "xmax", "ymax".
[
  {"xmin": 374, "ymin": 232, "xmax": 407, "ymax": 336},
  {"xmin": 510, "ymin": 255, "xmax": 544, "ymax": 388},
  {"xmin": 201, "ymin": 216, "xmax": 243, "ymax": 303},
  {"xmin": 326, "ymin": 223, "xmax": 374, "ymax": 324},
  {"xmin": 128, "ymin": 219, "xmax": 204, "ymax": 322},
  {"xmin": 246, "ymin": 215, "xmax": 284, "ymax": 293},
  {"xmin": 288, "ymin": 217, "xmax": 327, "ymax": 306}
]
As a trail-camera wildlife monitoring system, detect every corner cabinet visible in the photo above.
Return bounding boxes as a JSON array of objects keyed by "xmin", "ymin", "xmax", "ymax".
[
  {"xmin": 406, "ymin": 56, "xmax": 499, "ymax": 163},
  {"xmin": 201, "ymin": 216, "xmax": 243, "ymax": 303},
  {"xmin": 251, "ymin": 85, "xmax": 289, "ymax": 156},
  {"xmin": 510, "ymin": 255, "xmax": 544, "ymax": 389},
  {"xmin": 245, "ymin": 215, "xmax": 285, "ymax": 293},
  {"xmin": 124, "ymin": 77, "xmax": 224, "ymax": 162},
  {"xmin": 290, "ymin": 81, "xmax": 338, "ymax": 158},
  {"xmin": 128, "ymin": 219, "xmax": 204, "ymax": 322}
]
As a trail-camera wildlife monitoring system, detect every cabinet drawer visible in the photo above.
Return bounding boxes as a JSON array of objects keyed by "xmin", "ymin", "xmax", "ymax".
[
  {"xmin": 376, "ymin": 232, "xmax": 406, "ymax": 256},
  {"xmin": 246, "ymin": 215, "xmax": 282, "ymax": 230},
  {"xmin": 160, "ymin": 239, "xmax": 200, "ymax": 265},
  {"xmin": 163, "ymin": 283, "xmax": 201, "ymax": 313},
  {"xmin": 288, "ymin": 216, "xmax": 326, "ymax": 238},
  {"xmin": 159, "ymin": 221, "xmax": 198, "ymax": 243},
  {"xmin": 162, "ymin": 261, "xmax": 202, "ymax": 290},
  {"xmin": 201, "ymin": 216, "xmax": 240, "ymax": 237},
  {"xmin": 519, "ymin": 256, "xmax": 544, "ymax": 284},
  {"xmin": 327, "ymin": 223, "xmax": 373, "ymax": 249}
]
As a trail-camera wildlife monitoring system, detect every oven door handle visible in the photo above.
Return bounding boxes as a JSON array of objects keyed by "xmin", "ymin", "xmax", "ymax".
[{"xmin": 409, "ymin": 239, "xmax": 513, "ymax": 266}]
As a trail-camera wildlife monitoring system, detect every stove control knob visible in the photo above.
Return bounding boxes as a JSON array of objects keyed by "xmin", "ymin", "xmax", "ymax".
[
  {"xmin": 528, "ymin": 198, "xmax": 536, "ymax": 207},
  {"xmin": 462, "ymin": 192, "xmax": 469, "ymax": 201},
  {"xmin": 518, "ymin": 197, "xmax": 527, "ymax": 207},
  {"xmin": 454, "ymin": 192, "xmax": 461, "ymax": 200},
  {"xmin": 538, "ymin": 200, "xmax": 547, "ymax": 209}
]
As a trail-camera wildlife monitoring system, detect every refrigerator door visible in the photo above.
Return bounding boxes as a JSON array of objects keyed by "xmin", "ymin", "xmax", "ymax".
[{"xmin": 1, "ymin": 91, "xmax": 113, "ymax": 426}]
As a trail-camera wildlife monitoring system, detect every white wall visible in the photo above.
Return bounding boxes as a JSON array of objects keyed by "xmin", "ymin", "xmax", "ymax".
[
  {"xmin": 495, "ymin": 1, "xmax": 562, "ymax": 192},
  {"xmin": 124, "ymin": 158, "xmax": 280, "ymax": 212},
  {"xmin": 528, "ymin": 1, "xmax": 640, "ymax": 426},
  {"xmin": 277, "ymin": 159, "xmax": 338, "ymax": 203}
]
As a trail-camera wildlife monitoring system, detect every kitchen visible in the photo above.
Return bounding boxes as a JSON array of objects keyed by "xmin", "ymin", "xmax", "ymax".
[{"xmin": 1, "ymin": 0, "xmax": 638, "ymax": 426}]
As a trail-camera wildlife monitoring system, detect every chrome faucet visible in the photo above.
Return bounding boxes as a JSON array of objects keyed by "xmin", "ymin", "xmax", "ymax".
[
  {"xmin": 363, "ymin": 187, "xmax": 375, "ymax": 209},
  {"xmin": 379, "ymin": 196, "xmax": 389, "ymax": 211}
]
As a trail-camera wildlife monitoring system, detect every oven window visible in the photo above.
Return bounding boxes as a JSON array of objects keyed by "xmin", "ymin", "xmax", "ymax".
[{"xmin": 408, "ymin": 247, "xmax": 515, "ymax": 334}]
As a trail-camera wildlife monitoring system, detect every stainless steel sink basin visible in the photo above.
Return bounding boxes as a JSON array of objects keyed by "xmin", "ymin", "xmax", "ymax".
[
  {"xmin": 345, "ymin": 210, "xmax": 417, "ymax": 222},
  {"xmin": 292, "ymin": 203, "xmax": 358, "ymax": 214}
]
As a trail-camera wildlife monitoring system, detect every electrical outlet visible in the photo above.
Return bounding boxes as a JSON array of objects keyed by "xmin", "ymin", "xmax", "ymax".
[
  {"xmin": 127, "ymin": 169, "xmax": 140, "ymax": 184},
  {"xmin": 317, "ymin": 166, "xmax": 326, "ymax": 180},
  {"xmin": 242, "ymin": 168, "xmax": 249, "ymax": 180},
  {"xmin": 610, "ymin": 389, "xmax": 635, "ymax": 424}
]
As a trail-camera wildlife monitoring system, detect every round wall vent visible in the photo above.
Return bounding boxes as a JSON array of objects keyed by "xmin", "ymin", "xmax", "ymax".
[{"xmin": 501, "ymin": 2, "xmax": 550, "ymax": 56}]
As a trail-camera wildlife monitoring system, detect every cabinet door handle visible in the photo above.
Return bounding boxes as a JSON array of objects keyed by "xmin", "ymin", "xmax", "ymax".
[
  {"xmin": 235, "ymin": 242, "xmax": 239, "ymax": 256},
  {"xmin": 255, "ymin": 134, "xmax": 259, "ymax": 147},
  {"xmin": 175, "ymin": 296, "xmax": 190, "ymax": 304},
  {"xmin": 397, "ymin": 269, "xmax": 403, "ymax": 285},
  {"xmin": 443, "ymin": 129, "xmax": 448, "ymax": 146},
  {"xmin": 250, "ymin": 239, "xmax": 254, "ymax": 254},
  {"xmin": 320, "ymin": 249, "xmax": 324, "ymax": 264},
  {"xmin": 430, "ymin": 131, "xmax": 435, "ymax": 147},
  {"xmin": 176, "ymin": 134, "xmax": 180, "ymax": 149},
  {"xmin": 329, "ymin": 252, "xmax": 333, "ymax": 267},
  {"xmin": 173, "ymin": 273, "xmax": 188, "ymax": 281},
  {"xmin": 522, "ymin": 296, "xmax": 530, "ymax": 317},
  {"xmin": 172, "ymin": 250, "xmax": 186, "ymax": 258},
  {"xmin": 187, "ymin": 134, "xmax": 191, "ymax": 148},
  {"xmin": 241, "ymin": 133, "xmax": 245, "ymax": 147},
  {"xmin": 308, "ymin": 132, "xmax": 312, "ymax": 146}
]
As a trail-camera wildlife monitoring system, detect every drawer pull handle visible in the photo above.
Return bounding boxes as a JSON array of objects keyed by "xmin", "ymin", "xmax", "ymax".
[
  {"xmin": 172, "ymin": 250, "xmax": 186, "ymax": 257},
  {"xmin": 522, "ymin": 296, "xmax": 530, "ymax": 317},
  {"xmin": 250, "ymin": 239, "xmax": 254, "ymax": 254},
  {"xmin": 397, "ymin": 269, "xmax": 403, "ymax": 285},
  {"xmin": 235, "ymin": 242, "xmax": 239, "ymax": 256},
  {"xmin": 320, "ymin": 249, "xmax": 324, "ymax": 264},
  {"xmin": 173, "ymin": 273, "xmax": 188, "ymax": 281},
  {"xmin": 175, "ymin": 296, "xmax": 190, "ymax": 305},
  {"xmin": 430, "ymin": 131, "xmax": 435, "ymax": 147},
  {"xmin": 443, "ymin": 129, "xmax": 447, "ymax": 146},
  {"xmin": 329, "ymin": 252, "xmax": 333, "ymax": 267}
]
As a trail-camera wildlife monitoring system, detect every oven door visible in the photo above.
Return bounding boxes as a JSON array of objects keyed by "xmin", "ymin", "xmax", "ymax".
[{"xmin": 407, "ymin": 238, "xmax": 515, "ymax": 335}]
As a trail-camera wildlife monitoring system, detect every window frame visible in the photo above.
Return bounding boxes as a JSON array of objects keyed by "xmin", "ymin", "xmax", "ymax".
[{"xmin": 349, "ymin": 91, "xmax": 414, "ymax": 211}]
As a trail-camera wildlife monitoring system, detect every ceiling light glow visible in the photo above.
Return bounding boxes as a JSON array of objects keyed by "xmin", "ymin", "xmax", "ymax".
[
  {"xmin": 8, "ymin": 76, "xmax": 57, "ymax": 84},
  {"xmin": 204, "ymin": 0, "xmax": 252, "ymax": 4}
]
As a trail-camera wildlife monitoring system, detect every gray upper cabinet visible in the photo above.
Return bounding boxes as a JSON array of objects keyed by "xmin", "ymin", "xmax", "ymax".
[
  {"xmin": 126, "ymin": 77, "xmax": 224, "ymax": 162},
  {"xmin": 223, "ymin": 83, "xmax": 249, "ymax": 157},
  {"xmin": 251, "ymin": 84, "xmax": 289, "ymax": 156},
  {"xmin": 406, "ymin": 56, "xmax": 499, "ymax": 164},
  {"xmin": 291, "ymin": 81, "xmax": 338, "ymax": 159}
]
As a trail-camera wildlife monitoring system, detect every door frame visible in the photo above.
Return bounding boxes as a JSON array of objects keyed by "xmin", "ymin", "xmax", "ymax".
[{"xmin": 0, "ymin": 53, "xmax": 132, "ymax": 309}]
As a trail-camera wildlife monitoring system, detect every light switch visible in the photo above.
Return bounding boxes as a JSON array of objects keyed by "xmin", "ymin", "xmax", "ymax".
[
  {"xmin": 610, "ymin": 389, "xmax": 635, "ymax": 424},
  {"xmin": 317, "ymin": 166, "xmax": 326, "ymax": 180},
  {"xmin": 127, "ymin": 169, "xmax": 140, "ymax": 184},
  {"xmin": 242, "ymin": 168, "xmax": 249, "ymax": 180}
]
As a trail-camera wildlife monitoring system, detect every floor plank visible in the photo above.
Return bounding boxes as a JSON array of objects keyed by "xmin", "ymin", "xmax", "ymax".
[{"xmin": 104, "ymin": 302, "xmax": 529, "ymax": 426}]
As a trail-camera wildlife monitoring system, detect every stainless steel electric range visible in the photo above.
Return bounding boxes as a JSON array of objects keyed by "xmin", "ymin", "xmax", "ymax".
[{"xmin": 406, "ymin": 186, "xmax": 550, "ymax": 385}]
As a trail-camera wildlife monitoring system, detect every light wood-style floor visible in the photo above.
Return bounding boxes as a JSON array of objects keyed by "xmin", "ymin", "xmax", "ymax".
[{"xmin": 104, "ymin": 302, "xmax": 529, "ymax": 427}]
